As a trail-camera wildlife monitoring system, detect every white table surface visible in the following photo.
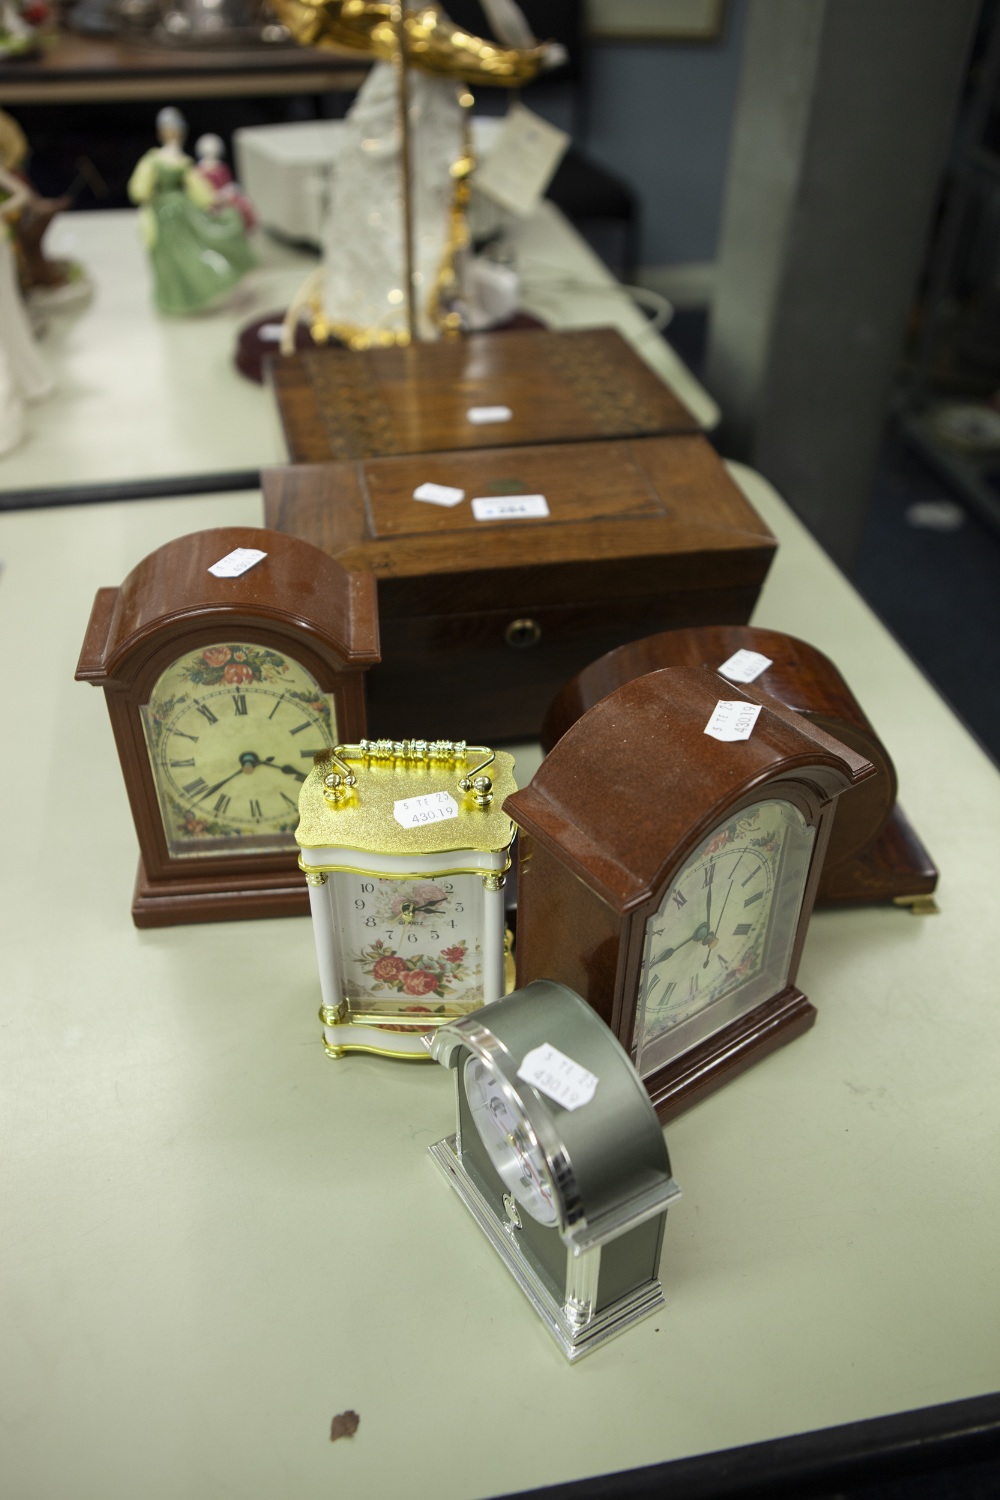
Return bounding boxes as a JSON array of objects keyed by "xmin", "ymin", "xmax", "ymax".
[
  {"xmin": 1, "ymin": 463, "xmax": 997, "ymax": 1500},
  {"xmin": 0, "ymin": 202, "xmax": 717, "ymax": 497}
]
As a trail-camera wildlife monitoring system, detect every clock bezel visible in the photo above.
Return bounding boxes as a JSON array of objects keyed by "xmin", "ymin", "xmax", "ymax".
[{"xmin": 617, "ymin": 776, "xmax": 831, "ymax": 1112}]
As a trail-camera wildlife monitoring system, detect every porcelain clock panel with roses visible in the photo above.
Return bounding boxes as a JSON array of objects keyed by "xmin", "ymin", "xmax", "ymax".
[
  {"xmin": 141, "ymin": 642, "xmax": 338, "ymax": 858},
  {"xmin": 332, "ymin": 872, "xmax": 485, "ymax": 1019},
  {"xmin": 634, "ymin": 798, "xmax": 815, "ymax": 1080}
]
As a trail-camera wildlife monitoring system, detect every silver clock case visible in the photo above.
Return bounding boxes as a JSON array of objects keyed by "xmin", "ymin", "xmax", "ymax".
[{"xmin": 427, "ymin": 979, "xmax": 680, "ymax": 1361}]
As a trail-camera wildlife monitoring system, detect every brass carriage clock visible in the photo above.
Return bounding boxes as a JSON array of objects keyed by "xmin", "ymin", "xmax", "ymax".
[{"xmin": 296, "ymin": 739, "xmax": 516, "ymax": 1059}]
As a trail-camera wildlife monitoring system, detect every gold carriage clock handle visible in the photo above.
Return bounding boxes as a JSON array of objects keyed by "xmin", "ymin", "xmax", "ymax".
[{"xmin": 319, "ymin": 740, "xmax": 496, "ymax": 809}]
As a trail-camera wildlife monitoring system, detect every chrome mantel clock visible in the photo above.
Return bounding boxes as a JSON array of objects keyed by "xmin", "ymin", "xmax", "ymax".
[{"xmin": 428, "ymin": 980, "xmax": 681, "ymax": 1361}]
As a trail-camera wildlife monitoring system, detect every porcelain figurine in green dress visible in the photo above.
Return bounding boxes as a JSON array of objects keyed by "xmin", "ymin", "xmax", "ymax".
[{"xmin": 127, "ymin": 107, "xmax": 254, "ymax": 316}]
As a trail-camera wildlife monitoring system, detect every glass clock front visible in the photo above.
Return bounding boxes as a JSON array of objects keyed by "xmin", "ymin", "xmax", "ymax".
[
  {"xmin": 464, "ymin": 1053, "xmax": 558, "ymax": 1226},
  {"xmin": 330, "ymin": 871, "xmax": 486, "ymax": 1025},
  {"xmin": 141, "ymin": 642, "xmax": 338, "ymax": 857},
  {"xmin": 634, "ymin": 799, "xmax": 815, "ymax": 1079}
]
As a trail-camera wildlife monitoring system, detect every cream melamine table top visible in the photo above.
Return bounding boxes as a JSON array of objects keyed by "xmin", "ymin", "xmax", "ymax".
[
  {"xmin": 0, "ymin": 202, "xmax": 717, "ymax": 499},
  {"xmin": 0, "ymin": 467, "xmax": 998, "ymax": 1500}
]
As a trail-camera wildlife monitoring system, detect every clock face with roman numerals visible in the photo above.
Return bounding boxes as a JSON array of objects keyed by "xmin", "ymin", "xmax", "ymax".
[
  {"xmin": 141, "ymin": 642, "xmax": 337, "ymax": 858},
  {"xmin": 633, "ymin": 799, "xmax": 816, "ymax": 1080}
]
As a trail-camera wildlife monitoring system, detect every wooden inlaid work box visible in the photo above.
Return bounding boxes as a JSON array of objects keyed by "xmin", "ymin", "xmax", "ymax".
[
  {"xmin": 268, "ymin": 327, "xmax": 701, "ymax": 464},
  {"xmin": 262, "ymin": 435, "xmax": 778, "ymax": 743}
]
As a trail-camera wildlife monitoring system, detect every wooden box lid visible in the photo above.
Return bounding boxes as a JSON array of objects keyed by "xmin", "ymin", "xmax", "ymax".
[
  {"xmin": 268, "ymin": 327, "xmax": 700, "ymax": 464},
  {"xmin": 262, "ymin": 434, "xmax": 777, "ymax": 614}
]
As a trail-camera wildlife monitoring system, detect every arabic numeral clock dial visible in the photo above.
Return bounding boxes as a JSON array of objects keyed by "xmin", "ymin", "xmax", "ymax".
[
  {"xmin": 75, "ymin": 528, "xmax": 379, "ymax": 927},
  {"xmin": 506, "ymin": 667, "xmax": 875, "ymax": 1121},
  {"xmin": 296, "ymin": 740, "xmax": 517, "ymax": 1060}
]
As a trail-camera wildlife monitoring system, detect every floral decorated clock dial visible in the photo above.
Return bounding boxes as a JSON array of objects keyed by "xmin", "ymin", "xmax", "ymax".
[
  {"xmin": 330, "ymin": 872, "xmax": 485, "ymax": 1027},
  {"xmin": 634, "ymin": 798, "xmax": 815, "ymax": 1081},
  {"xmin": 141, "ymin": 641, "xmax": 338, "ymax": 858}
]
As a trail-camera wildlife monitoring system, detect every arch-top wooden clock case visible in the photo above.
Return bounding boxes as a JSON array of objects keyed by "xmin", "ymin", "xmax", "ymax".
[
  {"xmin": 75, "ymin": 527, "xmax": 380, "ymax": 927},
  {"xmin": 505, "ymin": 667, "xmax": 875, "ymax": 1122},
  {"xmin": 540, "ymin": 625, "xmax": 938, "ymax": 909}
]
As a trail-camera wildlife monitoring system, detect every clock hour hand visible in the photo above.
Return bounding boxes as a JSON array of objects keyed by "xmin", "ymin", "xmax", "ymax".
[
  {"xmin": 397, "ymin": 897, "xmax": 447, "ymax": 923},
  {"xmin": 255, "ymin": 760, "xmax": 308, "ymax": 782},
  {"xmin": 191, "ymin": 753, "xmax": 278, "ymax": 804}
]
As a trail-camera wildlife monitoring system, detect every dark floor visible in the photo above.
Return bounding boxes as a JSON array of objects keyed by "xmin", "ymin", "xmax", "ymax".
[
  {"xmin": 835, "ymin": 1458, "xmax": 1000, "ymax": 1500},
  {"xmin": 665, "ymin": 308, "xmax": 1000, "ymax": 769}
]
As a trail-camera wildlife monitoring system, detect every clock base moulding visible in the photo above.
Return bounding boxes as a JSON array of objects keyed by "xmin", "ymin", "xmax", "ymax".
[
  {"xmin": 642, "ymin": 986, "xmax": 817, "ymax": 1124},
  {"xmin": 428, "ymin": 1134, "xmax": 672, "ymax": 1362},
  {"xmin": 131, "ymin": 857, "xmax": 311, "ymax": 928}
]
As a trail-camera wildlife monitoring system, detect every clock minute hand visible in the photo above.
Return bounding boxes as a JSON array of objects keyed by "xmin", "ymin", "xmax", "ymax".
[
  {"xmin": 703, "ymin": 879, "xmax": 735, "ymax": 967},
  {"xmin": 650, "ymin": 933, "xmax": 698, "ymax": 965},
  {"xmin": 193, "ymin": 765, "xmax": 247, "ymax": 803}
]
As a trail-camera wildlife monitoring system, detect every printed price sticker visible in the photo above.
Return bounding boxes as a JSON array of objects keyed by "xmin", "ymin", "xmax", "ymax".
[
  {"xmin": 517, "ymin": 1043, "xmax": 598, "ymax": 1112},
  {"xmin": 208, "ymin": 547, "xmax": 267, "ymax": 579},
  {"xmin": 467, "ymin": 405, "xmax": 513, "ymax": 425},
  {"xmin": 475, "ymin": 103, "xmax": 571, "ymax": 218},
  {"xmin": 717, "ymin": 648, "xmax": 773, "ymax": 684},
  {"xmin": 471, "ymin": 494, "xmax": 550, "ymax": 522},
  {"xmin": 704, "ymin": 699, "xmax": 762, "ymax": 742},
  {"xmin": 413, "ymin": 482, "xmax": 465, "ymax": 507},
  {"xmin": 393, "ymin": 791, "xmax": 460, "ymax": 829}
]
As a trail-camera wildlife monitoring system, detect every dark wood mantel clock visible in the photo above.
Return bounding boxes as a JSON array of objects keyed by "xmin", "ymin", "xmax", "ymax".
[
  {"xmin": 76, "ymin": 527, "xmax": 380, "ymax": 927},
  {"xmin": 540, "ymin": 624, "xmax": 938, "ymax": 910},
  {"xmin": 505, "ymin": 666, "xmax": 875, "ymax": 1122}
]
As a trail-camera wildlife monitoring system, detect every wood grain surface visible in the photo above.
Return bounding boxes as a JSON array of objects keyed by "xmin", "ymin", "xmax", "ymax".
[
  {"xmin": 268, "ymin": 328, "xmax": 701, "ymax": 463},
  {"xmin": 75, "ymin": 527, "xmax": 380, "ymax": 926},
  {"xmin": 506, "ymin": 665, "xmax": 875, "ymax": 1119},
  {"xmin": 262, "ymin": 436, "xmax": 777, "ymax": 740},
  {"xmin": 539, "ymin": 624, "xmax": 938, "ymax": 905}
]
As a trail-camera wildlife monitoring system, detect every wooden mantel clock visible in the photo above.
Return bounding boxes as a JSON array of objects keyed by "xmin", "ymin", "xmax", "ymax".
[
  {"xmin": 540, "ymin": 624, "xmax": 938, "ymax": 910},
  {"xmin": 504, "ymin": 667, "xmax": 875, "ymax": 1121},
  {"xmin": 76, "ymin": 527, "xmax": 380, "ymax": 927}
]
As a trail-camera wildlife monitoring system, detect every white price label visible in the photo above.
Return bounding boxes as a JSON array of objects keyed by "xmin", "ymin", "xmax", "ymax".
[
  {"xmin": 717, "ymin": 648, "xmax": 773, "ymax": 684},
  {"xmin": 471, "ymin": 494, "xmax": 550, "ymax": 522},
  {"xmin": 467, "ymin": 405, "xmax": 513, "ymax": 425},
  {"xmin": 393, "ymin": 791, "xmax": 459, "ymax": 829},
  {"xmin": 413, "ymin": 482, "xmax": 465, "ymax": 508},
  {"xmin": 517, "ymin": 1044, "xmax": 598, "ymax": 1112},
  {"xmin": 475, "ymin": 102, "xmax": 571, "ymax": 218},
  {"xmin": 208, "ymin": 547, "xmax": 267, "ymax": 579},
  {"xmin": 704, "ymin": 699, "xmax": 762, "ymax": 742}
]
